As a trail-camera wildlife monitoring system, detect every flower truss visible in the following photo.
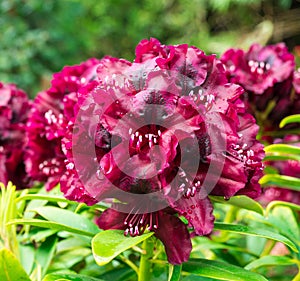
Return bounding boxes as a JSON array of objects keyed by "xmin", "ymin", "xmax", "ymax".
[
  {"xmin": 25, "ymin": 58, "xmax": 100, "ymax": 191},
  {"xmin": 58, "ymin": 38, "xmax": 264, "ymax": 264},
  {"xmin": 221, "ymin": 43, "xmax": 298, "ymax": 127},
  {"xmin": 0, "ymin": 82, "xmax": 31, "ymax": 188}
]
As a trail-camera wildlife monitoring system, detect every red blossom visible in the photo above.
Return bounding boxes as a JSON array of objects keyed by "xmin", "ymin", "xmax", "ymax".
[
  {"xmin": 0, "ymin": 82, "xmax": 32, "ymax": 188},
  {"xmin": 60, "ymin": 39, "xmax": 264, "ymax": 264}
]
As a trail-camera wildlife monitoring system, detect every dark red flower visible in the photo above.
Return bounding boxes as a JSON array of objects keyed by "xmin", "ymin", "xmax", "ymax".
[
  {"xmin": 293, "ymin": 68, "xmax": 300, "ymax": 94},
  {"xmin": 25, "ymin": 58, "xmax": 101, "ymax": 191},
  {"xmin": 221, "ymin": 43, "xmax": 295, "ymax": 126},
  {"xmin": 61, "ymin": 39, "xmax": 264, "ymax": 264},
  {"xmin": 0, "ymin": 82, "xmax": 32, "ymax": 188},
  {"xmin": 259, "ymin": 135, "xmax": 300, "ymax": 205}
]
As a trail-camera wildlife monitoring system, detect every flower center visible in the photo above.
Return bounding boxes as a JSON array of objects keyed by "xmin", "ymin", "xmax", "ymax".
[
  {"xmin": 128, "ymin": 125, "xmax": 163, "ymax": 154},
  {"xmin": 248, "ymin": 60, "xmax": 271, "ymax": 75},
  {"xmin": 123, "ymin": 210, "xmax": 159, "ymax": 236},
  {"xmin": 38, "ymin": 158, "xmax": 61, "ymax": 176}
]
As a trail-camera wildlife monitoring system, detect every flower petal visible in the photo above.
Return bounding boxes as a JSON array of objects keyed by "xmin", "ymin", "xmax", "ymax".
[
  {"xmin": 155, "ymin": 212, "xmax": 192, "ymax": 264},
  {"xmin": 96, "ymin": 208, "xmax": 127, "ymax": 230},
  {"xmin": 169, "ymin": 194, "xmax": 215, "ymax": 236}
]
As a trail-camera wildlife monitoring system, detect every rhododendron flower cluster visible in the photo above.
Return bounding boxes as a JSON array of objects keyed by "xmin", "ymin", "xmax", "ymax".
[
  {"xmin": 221, "ymin": 43, "xmax": 298, "ymax": 127},
  {"xmin": 221, "ymin": 42, "xmax": 300, "ymax": 207},
  {"xmin": 25, "ymin": 58, "xmax": 100, "ymax": 191},
  {"xmin": 57, "ymin": 38, "xmax": 264, "ymax": 264},
  {"xmin": 0, "ymin": 82, "xmax": 31, "ymax": 188},
  {"xmin": 3, "ymin": 37, "xmax": 300, "ymax": 265}
]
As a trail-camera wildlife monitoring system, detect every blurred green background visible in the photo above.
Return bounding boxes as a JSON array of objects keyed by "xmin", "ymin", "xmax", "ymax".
[{"xmin": 1, "ymin": 0, "xmax": 300, "ymax": 97}]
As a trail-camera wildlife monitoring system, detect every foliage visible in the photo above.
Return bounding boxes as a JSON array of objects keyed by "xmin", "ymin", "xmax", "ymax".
[{"xmin": 0, "ymin": 177, "xmax": 298, "ymax": 281}]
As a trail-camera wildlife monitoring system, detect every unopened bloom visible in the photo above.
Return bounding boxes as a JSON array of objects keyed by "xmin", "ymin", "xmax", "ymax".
[
  {"xmin": 61, "ymin": 39, "xmax": 264, "ymax": 264},
  {"xmin": 221, "ymin": 43, "xmax": 295, "ymax": 126},
  {"xmin": 0, "ymin": 82, "xmax": 31, "ymax": 188},
  {"xmin": 25, "ymin": 58, "xmax": 100, "ymax": 191}
]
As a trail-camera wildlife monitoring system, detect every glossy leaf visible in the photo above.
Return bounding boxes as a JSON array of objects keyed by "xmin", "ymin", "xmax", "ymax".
[
  {"xmin": 0, "ymin": 248, "xmax": 31, "ymax": 281},
  {"xmin": 244, "ymin": 255, "xmax": 297, "ymax": 270},
  {"xmin": 214, "ymin": 223, "xmax": 298, "ymax": 252},
  {"xmin": 264, "ymin": 144, "xmax": 300, "ymax": 155},
  {"xmin": 43, "ymin": 272, "xmax": 104, "ymax": 281},
  {"xmin": 8, "ymin": 219, "xmax": 95, "ymax": 237},
  {"xmin": 92, "ymin": 229, "xmax": 154, "ymax": 266},
  {"xmin": 263, "ymin": 154, "xmax": 300, "ymax": 162},
  {"xmin": 259, "ymin": 174, "xmax": 300, "ymax": 191},
  {"xmin": 33, "ymin": 206, "xmax": 99, "ymax": 235},
  {"xmin": 182, "ymin": 259, "xmax": 268, "ymax": 281},
  {"xmin": 266, "ymin": 201, "xmax": 300, "ymax": 215},
  {"xmin": 168, "ymin": 264, "xmax": 182, "ymax": 281},
  {"xmin": 279, "ymin": 114, "xmax": 300, "ymax": 128},
  {"xmin": 210, "ymin": 195, "xmax": 264, "ymax": 215}
]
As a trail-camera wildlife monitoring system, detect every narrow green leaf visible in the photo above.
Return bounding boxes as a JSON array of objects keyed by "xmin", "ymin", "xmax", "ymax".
[
  {"xmin": 244, "ymin": 255, "xmax": 297, "ymax": 270},
  {"xmin": 17, "ymin": 194, "xmax": 70, "ymax": 204},
  {"xmin": 8, "ymin": 219, "xmax": 95, "ymax": 237},
  {"xmin": 33, "ymin": 206, "xmax": 99, "ymax": 235},
  {"xmin": 266, "ymin": 201, "xmax": 300, "ymax": 215},
  {"xmin": 263, "ymin": 154, "xmax": 300, "ymax": 162},
  {"xmin": 182, "ymin": 276, "xmax": 219, "ymax": 281},
  {"xmin": 214, "ymin": 223, "xmax": 298, "ymax": 253},
  {"xmin": 169, "ymin": 264, "xmax": 182, "ymax": 281},
  {"xmin": 210, "ymin": 195, "xmax": 264, "ymax": 215},
  {"xmin": 182, "ymin": 259, "xmax": 268, "ymax": 281},
  {"xmin": 280, "ymin": 114, "xmax": 300, "ymax": 128},
  {"xmin": 43, "ymin": 272, "xmax": 104, "ymax": 281},
  {"xmin": 0, "ymin": 248, "xmax": 31, "ymax": 281},
  {"xmin": 259, "ymin": 174, "xmax": 300, "ymax": 191},
  {"xmin": 264, "ymin": 144, "xmax": 300, "ymax": 155},
  {"xmin": 92, "ymin": 229, "xmax": 154, "ymax": 266}
]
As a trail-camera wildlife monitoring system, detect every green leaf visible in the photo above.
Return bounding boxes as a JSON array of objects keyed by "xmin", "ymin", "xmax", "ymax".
[
  {"xmin": 19, "ymin": 244, "xmax": 35, "ymax": 275},
  {"xmin": 0, "ymin": 248, "xmax": 31, "ymax": 281},
  {"xmin": 192, "ymin": 236, "xmax": 258, "ymax": 257},
  {"xmin": 244, "ymin": 255, "xmax": 297, "ymax": 270},
  {"xmin": 168, "ymin": 264, "xmax": 182, "ymax": 281},
  {"xmin": 35, "ymin": 235, "xmax": 58, "ymax": 276},
  {"xmin": 264, "ymin": 144, "xmax": 300, "ymax": 155},
  {"xmin": 263, "ymin": 154, "xmax": 300, "ymax": 162},
  {"xmin": 268, "ymin": 206, "xmax": 300, "ymax": 243},
  {"xmin": 17, "ymin": 194, "xmax": 71, "ymax": 204},
  {"xmin": 43, "ymin": 272, "xmax": 104, "ymax": 281},
  {"xmin": 213, "ymin": 223, "xmax": 298, "ymax": 252},
  {"xmin": 182, "ymin": 276, "xmax": 219, "ymax": 281},
  {"xmin": 56, "ymin": 237, "xmax": 90, "ymax": 253},
  {"xmin": 49, "ymin": 248, "xmax": 91, "ymax": 271},
  {"xmin": 33, "ymin": 206, "xmax": 99, "ymax": 235},
  {"xmin": 259, "ymin": 174, "xmax": 300, "ymax": 191},
  {"xmin": 8, "ymin": 219, "xmax": 95, "ymax": 237},
  {"xmin": 266, "ymin": 201, "xmax": 300, "ymax": 215},
  {"xmin": 92, "ymin": 229, "xmax": 154, "ymax": 265},
  {"xmin": 280, "ymin": 114, "xmax": 300, "ymax": 128},
  {"xmin": 182, "ymin": 259, "xmax": 268, "ymax": 281},
  {"xmin": 210, "ymin": 195, "xmax": 264, "ymax": 215}
]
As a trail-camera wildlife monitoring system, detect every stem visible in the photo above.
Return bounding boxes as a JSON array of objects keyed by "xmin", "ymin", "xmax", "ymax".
[
  {"xmin": 260, "ymin": 240, "xmax": 276, "ymax": 256},
  {"xmin": 119, "ymin": 255, "xmax": 139, "ymax": 275},
  {"xmin": 138, "ymin": 238, "xmax": 154, "ymax": 281}
]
